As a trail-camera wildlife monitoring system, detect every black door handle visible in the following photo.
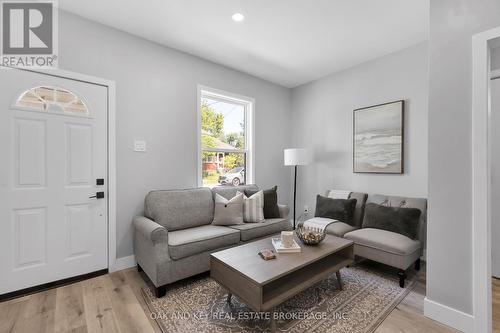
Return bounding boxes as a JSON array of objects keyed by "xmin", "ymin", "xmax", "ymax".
[{"xmin": 89, "ymin": 192, "xmax": 105, "ymax": 199}]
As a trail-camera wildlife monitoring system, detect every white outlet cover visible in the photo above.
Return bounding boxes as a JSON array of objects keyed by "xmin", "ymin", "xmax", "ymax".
[{"xmin": 134, "ymin": 140, "xmax": 147, "ymax": 152}]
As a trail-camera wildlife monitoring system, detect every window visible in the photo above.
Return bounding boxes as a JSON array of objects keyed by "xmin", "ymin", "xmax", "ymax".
[
  {"xmin": 15, "ymin": 86, "xmax": 89, "ymax": 115},
  {"xmin": 198, "ymin": 87, "xmax": 254, "ymax": 187}
]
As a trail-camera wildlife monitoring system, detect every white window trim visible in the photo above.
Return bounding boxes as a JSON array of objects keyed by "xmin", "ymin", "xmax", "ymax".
[{"xmin": 197, "ymin": 85, "xmax": 255, "ymax": 187}]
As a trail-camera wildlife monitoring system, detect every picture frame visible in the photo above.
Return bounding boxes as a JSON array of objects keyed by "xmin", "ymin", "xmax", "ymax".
[{"xmin": 353, "ymin": 100, "xmax": 404, "ymax": 174}]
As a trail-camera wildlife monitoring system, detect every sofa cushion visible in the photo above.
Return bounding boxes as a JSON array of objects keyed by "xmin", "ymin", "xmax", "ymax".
[
  {"xmin": 237, "ymin": 190, "xmax": 265, "ymax": 223},
  {"xmin": 212, "ymin": 193, "xmax": 244, "ymax": 226},
  {"xmin": 245, "ymin": 186, "xmax": 280, "ymax": 219},
  {"xmin": 344, "ymin": 228, "xmax": 421, "ymax": 256},
  {"xmin": 145, "ymin": 188, "xmax": 214, "ymax": 231},
  {"xmin": 325, "ymin": 190, "xmax": 368, "ymax": 228},
  {"xmin": 324, "ymin": 222, "xmax": 358, "ymax": 237},
  {"xmin": 168, "ymin": 225, "xmax": 240, "ymax": 260},
  {"xmin": 211, "ymin": 185, "xmax": 258, "ymax": 200},
  {"xmin": 315, "ymin": 195, "xmax": 357, "ymax": 225},
  {"xmin": 228, "ymin": 218, "xmax": 292, "ymax": 241},
  {"xmin": 362, "ymin": 203, "xmax": 421, "ymax": 239},
  {"xmin": 366, "ymin": 194, "xmax": 427, "ymax": 241}
]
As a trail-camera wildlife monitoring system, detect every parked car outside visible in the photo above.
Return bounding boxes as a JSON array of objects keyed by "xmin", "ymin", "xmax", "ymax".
[{"xmin": 218, "ymin": 167, "xmax": 245, "ymax": 186}]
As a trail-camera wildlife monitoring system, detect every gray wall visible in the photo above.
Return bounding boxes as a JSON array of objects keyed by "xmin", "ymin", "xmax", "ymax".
[
  {"xmin": 427, "ymin": 0, "xmax": 500, "ymax": 314},
  {"xmin": 290, "ymin": 43, "xmax": 428, "ymax": 218},
  {"xmin": 58, "ymin": 12, "xmax": 292, "ymax": 259}
]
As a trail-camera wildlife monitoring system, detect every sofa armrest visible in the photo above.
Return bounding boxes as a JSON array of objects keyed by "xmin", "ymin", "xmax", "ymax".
[
  {"xmin": 278, "ymin": 204, "xmax": 290, "ymax": 219},
  {"xmin": 133, "ymin": 216, "xmax": 167, "ymax": 245}
]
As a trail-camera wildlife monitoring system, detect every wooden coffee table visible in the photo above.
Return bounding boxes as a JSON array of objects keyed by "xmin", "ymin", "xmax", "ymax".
[{"xmin": 210, "ymin": 235, "xmax": 354, "ymax": 332}]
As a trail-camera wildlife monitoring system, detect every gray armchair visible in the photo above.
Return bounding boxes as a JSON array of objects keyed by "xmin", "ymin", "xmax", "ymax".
[{"xmin": 343, "ymin": 194, "xmax": 427, "ymax": 287}]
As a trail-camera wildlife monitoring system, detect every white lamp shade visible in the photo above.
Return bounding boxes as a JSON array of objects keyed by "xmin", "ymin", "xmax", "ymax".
[{"xmin": 284, "ymin": 148, "xmax": 309, "ymax": 166}]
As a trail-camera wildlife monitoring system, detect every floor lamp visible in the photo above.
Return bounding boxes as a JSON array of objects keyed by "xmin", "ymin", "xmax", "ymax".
[{"xmin": 284, "ymin": 148, "xmax": 309, "ymax": 229}]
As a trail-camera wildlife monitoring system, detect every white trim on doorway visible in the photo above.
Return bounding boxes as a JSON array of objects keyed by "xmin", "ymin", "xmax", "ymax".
[
  {"xmin": 3, "ymin": 67, "xmax": 120, "ymax": 274},
  {"xmin": 471, "ymin": 25, "xmax": 500, "ymax": 333}
]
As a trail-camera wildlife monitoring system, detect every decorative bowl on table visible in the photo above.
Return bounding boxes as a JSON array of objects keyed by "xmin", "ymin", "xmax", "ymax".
[{"xmin": 295, "ymin": 226, "xmax": 326, "ymax": 245}]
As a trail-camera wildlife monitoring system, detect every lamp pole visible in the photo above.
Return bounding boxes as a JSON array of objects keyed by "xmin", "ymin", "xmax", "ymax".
[
  {"xmin": 284, "ymin": 148, "xmax": 308, "ymax": 230},
  {"xmin": 293, "ymin": 165, "xmax": 297, "ymax": 229}
]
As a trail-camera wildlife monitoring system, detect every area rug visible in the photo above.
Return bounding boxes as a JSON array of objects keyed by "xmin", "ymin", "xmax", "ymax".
[{"xmin": 141, "ymin": 263, "xmax": 415, "ymax": 333}]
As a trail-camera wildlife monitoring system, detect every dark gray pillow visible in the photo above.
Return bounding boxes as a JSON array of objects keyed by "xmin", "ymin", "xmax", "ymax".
[
  {"xmin": 314, "ymin": 195, "xmax": 357, "ymax": 225},
  {"xmin": 362, "ymin": 203, "xmax": 421, "ymax": 239},
  {"xmin": 245, "ymin": 186, "xmax": 280, "ymax": 219}
]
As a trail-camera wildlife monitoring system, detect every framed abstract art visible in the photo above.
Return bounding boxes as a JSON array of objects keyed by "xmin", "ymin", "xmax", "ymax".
[{"xmin": 353, "ymin": 100, "xmax": 404, "ymax": 174}]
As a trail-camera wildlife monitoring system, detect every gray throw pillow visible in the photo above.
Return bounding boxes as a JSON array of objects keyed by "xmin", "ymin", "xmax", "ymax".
[
  {"xmin": 212, "ymin": 193, "xmax": 244, "ymax": 226},
  {"xmin": 362, "ymin": 203, "xmax": 421, "ymax": 239},
  {"xmin": 315, "ymin": 195, "xmax": 357, "ymax": 225}
]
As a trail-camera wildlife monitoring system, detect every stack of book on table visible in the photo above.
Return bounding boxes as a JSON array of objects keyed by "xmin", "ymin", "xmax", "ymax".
[{"xmin": 271, "ymin": 237, "xmax": 301, "ymax": 253}]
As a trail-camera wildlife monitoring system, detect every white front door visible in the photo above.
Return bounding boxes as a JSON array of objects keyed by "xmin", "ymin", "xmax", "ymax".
[{"xmin": 0, "ymin": 68, "xmax": 108, "ymax": 294}]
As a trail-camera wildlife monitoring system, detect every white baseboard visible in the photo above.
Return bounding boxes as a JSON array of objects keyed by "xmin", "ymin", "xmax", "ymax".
[
  {"xmin": 110, "ymin": 255, "xmax": 136, "ymax": 272},
  {"xmin": 424, "ymin": 297, "xmax": 474, "ymax": 333}
]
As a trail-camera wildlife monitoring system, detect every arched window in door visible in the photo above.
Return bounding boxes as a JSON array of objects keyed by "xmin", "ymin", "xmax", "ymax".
[{"xmin": 14, "ymin": 86, "xmax": 89, "ymax": 115}]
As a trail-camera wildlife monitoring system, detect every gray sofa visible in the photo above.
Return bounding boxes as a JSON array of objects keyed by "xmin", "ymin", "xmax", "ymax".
[
  {"xmin": 133, "ymin": 185, "xmax": 291, "ymax": 297},
  {"xmin": 322, "ymin": 190, "xmax": 426, "ymax": 288}
]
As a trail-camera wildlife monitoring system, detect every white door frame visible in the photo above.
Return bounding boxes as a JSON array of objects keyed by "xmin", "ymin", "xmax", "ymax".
[
  {"xmin": 472, "ymin": 26, "xmax": 500, "ymax": 333},
  {"xmin": 5, "ymin": 67, "xmax": 119, "ymax": 273}
]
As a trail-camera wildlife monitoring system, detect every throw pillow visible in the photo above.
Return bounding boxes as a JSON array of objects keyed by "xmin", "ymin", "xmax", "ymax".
[
  {"xmin": 245, "ymin": 186, "xmax": 280, "ymax": 219},
  {"xmin": 237, "ymin": 190, "xmax": 265, "ymax": 223},
  {"xmin": 314, "ymin": 195, "xmax": 357, "ymax": 225},
  {"xmin": 362, "ymin": 203, "xmax": 421, "ymax": 239},
  {"xmin": 212, "ymin": 193, "xmax": 244, "ymax": 226},
  {"xmin": 237, "ymin": 191, "xmax": 265, "ymax": 223}
]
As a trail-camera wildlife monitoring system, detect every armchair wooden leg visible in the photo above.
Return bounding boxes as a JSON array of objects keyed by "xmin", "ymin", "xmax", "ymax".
[
  {"xmin": 415, "ymin": 258, "xmax": 421, "ymax": 271},
  {"xmin": 397, "ymin": 269, "xmax": 407, "ymax": 288},
  {"xmin": 155, "ymin": 285, "xmax": 167, "ymax": 298}
]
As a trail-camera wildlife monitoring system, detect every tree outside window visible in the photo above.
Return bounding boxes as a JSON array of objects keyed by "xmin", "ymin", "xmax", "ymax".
[{"xmin": 200, "ymin": 90, "xmax": 251, "ymax": 187}]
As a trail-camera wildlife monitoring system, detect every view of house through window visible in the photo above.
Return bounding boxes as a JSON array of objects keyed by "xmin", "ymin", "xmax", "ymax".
[{"xmin": 200, "ymin": 89, "xmax": 252, "ymax": 187}]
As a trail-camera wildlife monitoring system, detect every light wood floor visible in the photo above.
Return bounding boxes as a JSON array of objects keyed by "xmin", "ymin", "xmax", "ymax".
[
  {"xmin": 0, "ymin": 263, "xmax": 459, "ymax": 333},
  {"xmin": 494, "ymin": 278, "xmax": 500, "ymax": 333}
]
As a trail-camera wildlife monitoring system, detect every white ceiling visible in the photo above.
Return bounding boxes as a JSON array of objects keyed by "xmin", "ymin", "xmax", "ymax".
[{"xmin": 59, "ymin": 0, "xmax": 429, "ymax": 88}]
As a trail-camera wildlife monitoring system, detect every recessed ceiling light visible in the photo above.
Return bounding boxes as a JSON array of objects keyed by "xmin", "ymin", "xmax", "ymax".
[{"xmin": 232, "ymin": 13, "xmax": 245, "ymax": 22}]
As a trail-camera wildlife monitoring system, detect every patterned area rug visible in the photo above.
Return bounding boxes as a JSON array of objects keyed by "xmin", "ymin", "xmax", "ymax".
[{"xmin": 142, "ymin": 263, "xmax": 415, "ymax": 333}]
